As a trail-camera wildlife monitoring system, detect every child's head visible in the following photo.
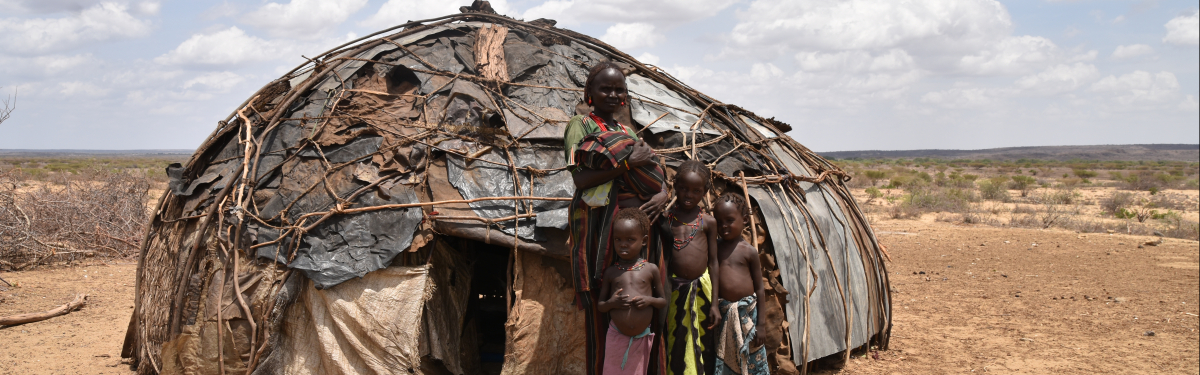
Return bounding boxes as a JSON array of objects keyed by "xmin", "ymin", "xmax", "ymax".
[
  {"xmin": 673, "ymin": 160, "xmax": 711, "ymax": 210},
  {"xmin": 612, "ymin": 207, "xmax": 650, "ymax": 261},
  {"xmin": 584, "ymin": 61, "xmax": 627, "ymax": 116},
  {"xmin": 713, "ymin": 191, "xmax": 751, "ymax": 242}
]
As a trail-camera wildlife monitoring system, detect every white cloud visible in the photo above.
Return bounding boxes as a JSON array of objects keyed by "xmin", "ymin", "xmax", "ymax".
[
  {"xmin": 183, "ymin": 71, "xmax": 245, "ymax": 92},
  {"xmin": 920, "ymin": 87, "xmax": 1004, "ymax": 108},
  {"xmin": 0, "ymin": 2, "xmax": 152, "ymax": 55},
  {"xmin": 0, "ymin": 0, "xmax": 106, "ymax": 14},
  {"xmin": 1067, "ymin": 49, "xmax": 1097, "ymax": 62},
  {"xmin": 795, "ymin": 49, "xmax": 916, "ymax": 72},
  {"xmin": 958, "ymin": 35, "xmax": 1059, "ymax": 75},
  {"xmin": 1111, "ymin": 44, "xmax": 1153, "ymax": 59},
  {"xmin": 728, "ymin": 0, "xmax": 1012, "ymax": 54},
  {"xmin": 1181, "ymin": 95, "xmax": 1199, "ymax": 111},
  {"xmin": 1163, "ymin": 11, "xmax": 1199, "ymax": 47},
  {"xmin": 362, "ymin": 0, "xmax": 511, "ymax": 28},
  {"xmin": 242, "ymin": 0, "xmax": 368, "ymax": 39},
  {"xmin": 134, "ymin": 0, "xmax": 159, "ymax": 15},
  {"xmin": 600, "ymin": 23, "xmax": 664, "ymax": 50},
  {"xmin": 1090, "ymin": 70, "xmax": 1182, "ymax": 108},
  {"xmin": 635, "ymin": 52, "xmax": 660, "ymax": 66},
  {"xmin": 155, "ymin": 27, "xmax": 285, "ymax": 67},
  {"xmin": 57, "ymin": 81, "xmax": 109, "ymax": 97},
  {"xmin": 0, "ymin": 54, "xmax": 98, "ymax": 78},
  {"xmin": 523, "ymin": 0, "xmax": 738, "ymax": 27},
  {"xmin": 1014, "ymin": 63, "xmax": 1098, "ymax": 95}
]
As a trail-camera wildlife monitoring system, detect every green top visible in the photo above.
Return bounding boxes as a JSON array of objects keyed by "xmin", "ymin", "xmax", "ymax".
[{"xmin": 562, "ymin": 114, "xmax": 640, "ymax": 167}]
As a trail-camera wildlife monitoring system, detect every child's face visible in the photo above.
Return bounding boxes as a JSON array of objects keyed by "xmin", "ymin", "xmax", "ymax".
[
  {"xmin": 674, "ymin": 171, "xmax": 707, "ymax": 210},
  {"xmin": 612, "ymin": 218, "xmax": 647, "ymax": 261},
  {"xmin": 713, "ymin": 200, "xmax": 746, "ymax": 242}
]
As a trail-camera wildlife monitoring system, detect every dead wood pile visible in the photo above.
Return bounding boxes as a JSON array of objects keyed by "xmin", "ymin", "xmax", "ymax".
[{"xmin": 0, "ymin": 169, "xmax": 150, "ymax": 270}]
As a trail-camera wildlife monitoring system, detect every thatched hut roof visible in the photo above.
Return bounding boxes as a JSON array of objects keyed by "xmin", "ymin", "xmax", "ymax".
[{"xmin": 123, "ymin": 5, "xmax": 891, "ymax": 375}]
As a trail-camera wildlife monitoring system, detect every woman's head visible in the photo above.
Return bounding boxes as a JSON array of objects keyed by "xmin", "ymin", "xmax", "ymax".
[
  {"xmin": 584, "ymin": 61, "xmax": 627, "ymax": 116},
  {"xmin": 673, "ymin": 160, "xmax": 711, "ymax": 210}
]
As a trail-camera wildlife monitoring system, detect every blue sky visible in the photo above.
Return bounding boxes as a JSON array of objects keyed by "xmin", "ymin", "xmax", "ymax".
[{"xmin": 0, "ymin": 0, "xmax": 1196, "ymax": 151}]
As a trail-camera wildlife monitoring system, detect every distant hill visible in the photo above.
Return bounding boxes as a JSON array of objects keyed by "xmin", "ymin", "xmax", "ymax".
[
  {"xmin": 0, "ymin": 149, "xmax": 192, "ymax": 157},
  {"xmin": 821, "ymin": 144, "xmax": 1198, "ymax": 162}
]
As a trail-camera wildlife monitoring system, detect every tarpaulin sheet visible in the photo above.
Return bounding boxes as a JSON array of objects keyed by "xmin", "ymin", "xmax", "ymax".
[
  {"xmin": 272, "ymin": 265, "xmax": 430, "ymax": 375},
  {"xmin": 446, "ymin": 147, "xmax": 573, "ymax": 240},
  {"xmin": 747, "ymin": 182, "xmax": 873, "ymax": 361},
  {"xmin": 288, "ymin": 184, "xmax": 424, "ymax": 289},
  {"xmin": 626, "ymin": 74, "xmax": 720, "ymax": 136}
]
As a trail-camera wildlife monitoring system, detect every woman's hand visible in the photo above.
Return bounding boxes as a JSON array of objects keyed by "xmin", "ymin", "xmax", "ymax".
[
  {"xmin": 627, "ymin": 141, "xmax": 655, "ymax": 167},
  {"xmin": 640, "ymin": 189, "xmax": 669, "ymax": 221}
]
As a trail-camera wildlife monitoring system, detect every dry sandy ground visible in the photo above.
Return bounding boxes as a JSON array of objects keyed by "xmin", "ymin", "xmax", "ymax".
[{"xmin": 1, "ymin": 220, "xmax": 1197, "ymax": 374}]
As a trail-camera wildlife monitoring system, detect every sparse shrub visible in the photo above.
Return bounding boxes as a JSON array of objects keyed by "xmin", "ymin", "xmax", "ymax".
[
  {"xmin": 979, "ymin": 180, "xmax": 1010, "ymax": 201},
  {"xmin": 1009, "ymin": 175, "xmax": 1037, "ymax": 197},
  {"xmin": 864, "ymin": 170, "xmax": 888, "ymax": 186},
  {"xmin": 866, "ymin": 187, "xmax": 882, "ymax": 199},
  {"xmin": 886, "ymin": 175, "xmax": 912, "ymax": 189},
  {"xmin": 1040, "ymin": 189, "xmax": 1079, "ymax": 205},
  {"xmin": 1059, "ymin": 177, "xmax": 1082, "ymax": 187},
  {"xmin": 1101, "ymin": 192, "xmax": 1136, "ymax": 216},
  {"xmin": 1073, "ymin": 169, "xmax": 1097, "ymax": 179}
]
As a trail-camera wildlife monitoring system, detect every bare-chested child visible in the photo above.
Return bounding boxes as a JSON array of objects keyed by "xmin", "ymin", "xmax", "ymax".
[
  {"xmin": 598, "ymin": 208, "xmax": 667, "ymax": 375},
  {"xmin": 712, "ymin": 192, "xmax": 769, "ymax": 375},
  {"xmin": 661, "ymin": 160, "xmax": 720, "ymax": 375}
]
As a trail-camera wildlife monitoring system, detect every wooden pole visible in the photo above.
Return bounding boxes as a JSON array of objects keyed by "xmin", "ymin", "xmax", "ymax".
[{"xmin": 0, "ymin": 294, "xmax": 87, "ymax": 326}]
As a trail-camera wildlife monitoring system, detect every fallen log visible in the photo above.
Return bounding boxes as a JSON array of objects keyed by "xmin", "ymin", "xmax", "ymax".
[{"xmin": 0, "ymin": 294, "xmax": 87, "ymax": 326}]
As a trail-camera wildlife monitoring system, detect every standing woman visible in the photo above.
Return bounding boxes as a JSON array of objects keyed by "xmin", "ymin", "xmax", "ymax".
[{"xmin": 566, "ymin": 61, "xmax": 670, "ymax": 375}]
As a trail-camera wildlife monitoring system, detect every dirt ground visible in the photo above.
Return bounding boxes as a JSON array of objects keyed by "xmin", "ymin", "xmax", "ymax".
[{"xmin": 1, "ymin": 219, "xmax": 1197, "ymax": 374}]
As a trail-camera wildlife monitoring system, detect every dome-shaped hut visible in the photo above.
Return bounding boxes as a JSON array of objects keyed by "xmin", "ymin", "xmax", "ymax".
[{"xmin": 122, "ymin": 4, "xmax": 891, "ymax": 375}]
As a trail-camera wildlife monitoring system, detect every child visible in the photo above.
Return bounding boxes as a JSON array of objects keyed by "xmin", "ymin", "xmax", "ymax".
[
  {"xmin": 662, "ymin": 160, "xmax": 720, "ymax": 375},
  {"xmin": 712, "ymin": 192, "xmax": 769, "ymax": 375},
  {"xmin": 599, "ymin": 208, "xmax": 668, "ymax": 375}
]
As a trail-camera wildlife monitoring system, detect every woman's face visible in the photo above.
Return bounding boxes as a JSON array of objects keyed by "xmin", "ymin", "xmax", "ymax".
[{"xmin": 588, "ymin": 68, "xmax": 627, "ymax": 116}]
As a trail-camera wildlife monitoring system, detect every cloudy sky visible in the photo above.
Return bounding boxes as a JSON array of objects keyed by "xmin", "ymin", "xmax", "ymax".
[{"xmin": 0, "ymin": 0, "xmax": 1196, "ymax": 151}]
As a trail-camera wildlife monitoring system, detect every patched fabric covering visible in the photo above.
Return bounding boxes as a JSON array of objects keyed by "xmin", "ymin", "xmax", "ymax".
[{"xmin": 274, "ymin": 265, "xmax": 430, "ymax": 375}]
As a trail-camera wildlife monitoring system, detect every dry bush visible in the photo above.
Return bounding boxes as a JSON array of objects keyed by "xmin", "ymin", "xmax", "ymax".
[
  {"xmin": 1149, "ymin": 192, "xmax": 1193, "ymax": 212},
  {"xmin": 0, "ymin": 168, "xmax": 149, "ymax": 270},
  {"xmin": 1101, "ymin": 191, "xmax": 1136, "ymax": 216},
  {"xmin": 978, "ymin": 179, "xmax": 1011, "ymax": 202}
]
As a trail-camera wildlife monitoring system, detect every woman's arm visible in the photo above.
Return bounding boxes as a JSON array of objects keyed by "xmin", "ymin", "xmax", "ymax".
[{"xmin": 572, "ymin": 166, "xmax": 629, "ymax": 190}]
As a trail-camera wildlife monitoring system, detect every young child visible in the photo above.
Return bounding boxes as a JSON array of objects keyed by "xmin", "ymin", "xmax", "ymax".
[
  {"xmin": 599, "ymin": 208, "xmax": 668, "ymax": 375},
  {"xmin": 712, "ymin": 192, "xmax": 769, "ymax": 375},
  {"xmin": 662, "ymin": 160, "xmax": 720, "ymax": 375}
]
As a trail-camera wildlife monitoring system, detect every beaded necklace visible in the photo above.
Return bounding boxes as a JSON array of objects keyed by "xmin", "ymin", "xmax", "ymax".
[
  {"xmin": 615, "ymin": 257, "xmax": 646, "ymax": 271},
  {"xmin": 667, "ymin": 211, "xmax": 703, "ymax": 251},
  {"xmin": 588, "ymin": 112, "xmax": 630, "ymax": 135}
]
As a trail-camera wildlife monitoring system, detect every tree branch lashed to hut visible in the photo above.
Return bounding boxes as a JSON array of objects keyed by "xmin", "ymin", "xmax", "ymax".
[{"xmin": 123, "ymin": 5, "xmax": 890, "ymax": 375}]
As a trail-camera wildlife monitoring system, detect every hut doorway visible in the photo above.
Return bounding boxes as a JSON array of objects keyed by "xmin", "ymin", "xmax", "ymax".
[
  {"xmin": 420, "ymin": 236, "xmax": 512, "ymax": 375},
  {"xmin": 467, "ymin": 238, "xmax": 509, "ymax": 375}
]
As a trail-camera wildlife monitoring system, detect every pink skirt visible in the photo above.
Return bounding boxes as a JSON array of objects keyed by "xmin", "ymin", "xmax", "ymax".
[{"xmin": 603, "ymin": 322, "xmax": 654, "ymax": 375}]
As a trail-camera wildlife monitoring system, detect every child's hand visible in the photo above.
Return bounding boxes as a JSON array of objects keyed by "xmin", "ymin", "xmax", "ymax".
[
  {"xmin": 611, "ymin": 288, "xmax": 633, "ymax": 309},
  {"xmin": 750, "ymin": 334, "xmax": 765, "ymax": 349},
  {"xmin": 706, "ymin": 305, "xmax": 722, "ymax": 329},
  {"xmin": 630, "ymin": 296, "xmax": 650, "ymax": 309}
]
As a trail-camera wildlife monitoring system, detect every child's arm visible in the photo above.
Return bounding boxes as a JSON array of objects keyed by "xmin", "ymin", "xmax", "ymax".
[
  {"xmin": 597, "ymin": 271, "xmax": 622, "ymax": 313},
  {"xmin": 705, "ymin": 214, "xmax": 722, "ymax": 330},
  {"xmin": 747, "ymin": 243, "xmax": 767, "ymax": 346}
]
